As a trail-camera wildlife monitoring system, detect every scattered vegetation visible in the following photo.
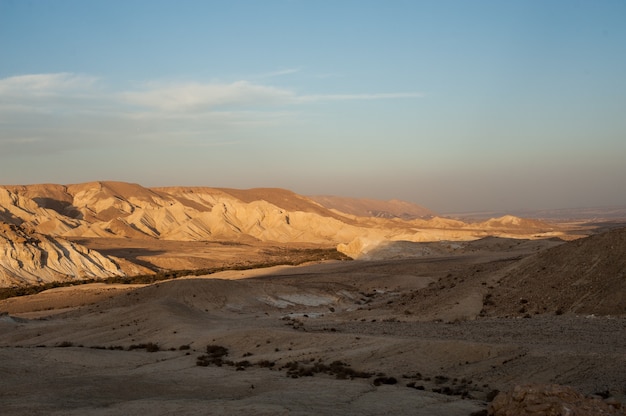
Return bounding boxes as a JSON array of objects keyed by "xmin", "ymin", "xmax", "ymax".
[
  {"xmin": 194, "ymin": 345, "xmax": 373, "ymax": 380},
  {"xmin": 0, "ymin": 280, "xmax": 98, "ymax": 300},
  {"xmin": 281, "ymin": 359, "xmax": 373, "ymax": 380},
  {"xmin": 0, "ymin": 248, "xmax": 351, "ymax": 300},
  {"xmin": 32, "ymin": 340, "xmax": 492, "ymax": 400},
  {"xmin": 128, "ymin": 342, "xmax": 160, "ymax": 352},
  {"xmin": 196, "ymin": 344, "xmax": 230, "ymax": 366},
  {"xmin": 373, "ymin": 376, "xmax": 397, "ymax": 386}
]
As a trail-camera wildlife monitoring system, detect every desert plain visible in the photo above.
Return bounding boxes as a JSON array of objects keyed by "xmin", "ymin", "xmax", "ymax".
[{"xmin": 1, "ymin": 182, "xmax": 625, "ymax": 415}]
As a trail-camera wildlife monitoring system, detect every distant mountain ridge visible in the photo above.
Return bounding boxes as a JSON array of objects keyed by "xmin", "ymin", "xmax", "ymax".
[
  {"xmin": 309, "ymin": 195, "xmax": 435, "ymax": 220},
  {"xmin": 445, "ymin": 206, "xmax": 626, "ymax": 222},
  {"xmin": 0, "ymin": 181, "xmax": 560, "ymax": 244}
]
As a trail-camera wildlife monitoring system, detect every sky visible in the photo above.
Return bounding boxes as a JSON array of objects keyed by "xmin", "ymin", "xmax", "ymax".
[{"xmin": 1, "ymin": 0, "xmax": 625, "ymax": 213}]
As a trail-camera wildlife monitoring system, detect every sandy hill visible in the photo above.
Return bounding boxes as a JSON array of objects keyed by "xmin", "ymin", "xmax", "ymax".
[
  {"xmin": 0, "ymin": 181, "xmax": 571, "ymax": 286},
  {"xmin": 483, "ymin": 226, "xmax": 626, "ymax": 316},
  {"xmin": 309, "ymin": 195, "xmax": 435, "ymax": 219},
  {"xmin": 477, "ymin": 215, "xmax": 557, "ymax": 231},
  {"xmin": 1, "ymin": 181, "xmax": 368, "ymax": 243},
  {"xmin": 0, "ymin": 181, "xmax": 564, "ymax": 246},
  {"xmin": 0, "ymin": 222, "xmax": 128, "ymax": 287}
]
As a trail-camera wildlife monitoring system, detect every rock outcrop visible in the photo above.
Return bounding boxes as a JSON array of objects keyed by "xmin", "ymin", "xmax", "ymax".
[
  {"xmin": 0, "ymin": 222, "xmax": 125, "ymax": 287},
  {"xmin": 488, "ymin": 384, "xmax": 625, "ymax": 416}
]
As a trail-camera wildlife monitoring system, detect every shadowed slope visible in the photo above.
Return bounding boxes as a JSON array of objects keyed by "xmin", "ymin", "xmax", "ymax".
[{"xmin": 483, "ymin": 227, "xmax": 626, "ymax": 316}]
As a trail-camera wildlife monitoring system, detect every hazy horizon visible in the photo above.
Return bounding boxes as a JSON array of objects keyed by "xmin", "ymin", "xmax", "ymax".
[{"xmin": 1, "ymin": 1, "xmax": 625, "ymax": 213}]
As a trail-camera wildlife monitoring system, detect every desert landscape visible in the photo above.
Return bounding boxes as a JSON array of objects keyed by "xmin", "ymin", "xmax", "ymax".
[{"xmin": 1, "ymin": 181, "xmax": 625, "ymax": 415}]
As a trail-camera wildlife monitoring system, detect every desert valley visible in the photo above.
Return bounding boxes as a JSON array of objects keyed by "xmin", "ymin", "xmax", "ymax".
[{"xmin": 0, "ymin": 181, "xmax": 625, "ymax": 415}]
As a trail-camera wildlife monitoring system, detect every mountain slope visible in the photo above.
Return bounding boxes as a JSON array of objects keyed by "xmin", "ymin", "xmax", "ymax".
[
  {"xmin": 309, "ymin": 195, "xmax": 435, "ymax": 219},
  {"xmin": 0, "ymin": 181, "xmax": 571, "ymax": 286},
  {"xmin": 0, "ymin": 182, "xmax": 563, "ymax": 246},
  {"xmin": 1, "ymin": 182, "xmax": 375, "ymax": 244},
  {"xmin": 0, "ymin": 222, "xmax": 126, "ymax": 287},
  {"xmin": 484, "ymin": 226, "xmax": 626, "ymax": 316}
]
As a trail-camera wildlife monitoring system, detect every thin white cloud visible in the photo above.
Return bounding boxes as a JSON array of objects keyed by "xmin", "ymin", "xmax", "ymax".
[
  {"xmin": 258, "ymin": 68, "xmax": 302, "ymax": 78},
  {"xmin": 298, "ymin": 92, "xmax": 424, "ymax": 102},
  {"xmin": 0, "ymin": 73, "xmax": 425, "ymax": 156},
  {"xmin": 0, "ymin": 73, "xmax": 98, "ymax": 96},
  {"xmin": 121, "ymin": 80, "xmax": 423, "ymax": 112},
  {"xmin": 120, "ymin": 81, "xmax": 296, "ymax": 112},
  {"xmin": 0, "ymin": 73, "xmax": 423, "ymax": 115}
]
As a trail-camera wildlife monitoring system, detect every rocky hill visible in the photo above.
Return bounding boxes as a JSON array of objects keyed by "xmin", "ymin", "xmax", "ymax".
[
  {"xmin": 0, "ymin": 222, "xmax": 127, "ymax": 287},
  {"xmin": 309, "ymin": 195, "xmax": 435, "ymax": 219},
  {"xmin": 484, "ymin": 226, "xmax": 626, "ymax": 316},
  {"xmin": 0, "ymin": 181, "xmax": 568, "ymax": 286},
  {"xmin": 1, "ymin": 181, "xmax": 563, "ymax": 245}
]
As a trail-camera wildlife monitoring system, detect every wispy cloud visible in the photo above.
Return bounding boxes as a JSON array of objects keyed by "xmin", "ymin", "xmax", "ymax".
[
  {"xmin": 298, "ymin": 92, "xmax": 424, "ymax": 102},
  {"xmin": 258, "ymin": 68, "xmax": 302, "ymax": 78},
  {"xmin": 0, "ymin": 72, "xmax": 424, "ymax": 156},
  {"xmin": 0, "ymin": 73, "xmax": 98, "ymax": 97},
  {"xmin": 120, "ymin": 80, "xmax": 423, "ymax": 112},
  {"xmin": 1, "ymin": 73, "xmax": 423, "ymax": 114},
  {"xmin": 120, "ymin": 81, "xmax": 296, "ymax": 112}
]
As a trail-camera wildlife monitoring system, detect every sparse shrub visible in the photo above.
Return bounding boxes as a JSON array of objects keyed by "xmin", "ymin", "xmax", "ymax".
[
  {"xmin": 373, "ymin": 376, "xmax": 397, "ymax": 386},
  {"xmin": 483, "ymin": 294, "xmax": 495, "ymax": 306},
  {"xmin": 256, "ymin": 360, "xmax": 276, "ymax": 368},
  {"xmin": 205, "ymin": 344, "xmax": 229, "ymax": 357},
  {"xmin": 279, "ymin": 359, "xmax": 372, "ymax": 380},
  {"xmin": 196, "ymin": 344, "xmax": 230, "ymax": 366},
  {"xmin": 434, "ymin": 375, "xmax": 449, "ymax": 384},
  {"xmin": 145, "ymin": 342, "xmax": 160, "ymax": 352},
  {"xmin": 127, "ymin": 342, "xmax": 160, "ymax": 352}
]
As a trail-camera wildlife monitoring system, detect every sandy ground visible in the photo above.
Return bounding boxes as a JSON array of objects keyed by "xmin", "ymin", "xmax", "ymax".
[{"xmin": 1, "ymin": 238, "xmax": 625, "ymax": 415}]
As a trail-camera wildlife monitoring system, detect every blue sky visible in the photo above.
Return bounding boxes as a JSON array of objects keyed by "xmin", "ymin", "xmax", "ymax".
[{"xmin": 1, "ymin": 0, "xmax": 625, "ymax": 212}]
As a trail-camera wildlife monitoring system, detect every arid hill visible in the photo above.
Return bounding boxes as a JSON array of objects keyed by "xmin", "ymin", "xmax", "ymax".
[
  {"xmin": 0, "ymin": 222, "xmax": 134, "ymax": 287},
  {"xmin": 0, "ymin": 181, "xmax": 563, "ymax": 243},
  {"xmin": 484, "ymin": 226, "xmax": 626, "ymax": 316},
  {"xmin": 309, "ymin": 195, "xmax": 435, "ymax": 219},
  {"xmin": 0, "ymin": 181, "xmax": 571, "ymax": 287}
]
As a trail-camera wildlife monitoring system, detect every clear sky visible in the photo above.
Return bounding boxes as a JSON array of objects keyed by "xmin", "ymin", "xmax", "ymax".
[{"xmin": 1, "ymin": 0, "xmax": 625, "ymax": 213}]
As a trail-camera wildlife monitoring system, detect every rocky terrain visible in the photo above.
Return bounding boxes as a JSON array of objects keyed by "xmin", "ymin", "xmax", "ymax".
[
  {"xmin": 1, "ymin": 181, "xmax": 569, "ymax": 287},
  {"xmin": 0, "ymin": 222, "xmax": 136, "ymax": 287},
  {"xmin": 0, "ymin": 181, "xmax": 624, "ymax": 415},
  {"xmin": 308, "ymin": 194, "xmax": 436, "ymax": 219}
]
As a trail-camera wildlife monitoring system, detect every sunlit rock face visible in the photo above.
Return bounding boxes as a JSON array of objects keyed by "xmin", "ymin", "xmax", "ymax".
[{"xmin": 0, "ymin": 222, "xmax": 124, "ymax": 287}]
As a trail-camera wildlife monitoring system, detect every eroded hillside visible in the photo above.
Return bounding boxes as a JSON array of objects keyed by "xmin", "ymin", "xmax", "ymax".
[
  {"xmin": 0, "ymin": 181, "xmax": 571, "ymax": 286},
  {"xmin": 0, "ymin": 222, "xmax": 131, "ymax": 286}
]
